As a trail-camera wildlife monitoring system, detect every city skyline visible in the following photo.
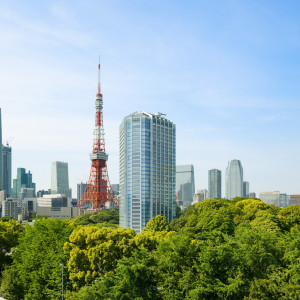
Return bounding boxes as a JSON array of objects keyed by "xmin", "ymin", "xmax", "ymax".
[{"xmin": 1, "ymin": 1, "xmax": 300, "ymax": 195}]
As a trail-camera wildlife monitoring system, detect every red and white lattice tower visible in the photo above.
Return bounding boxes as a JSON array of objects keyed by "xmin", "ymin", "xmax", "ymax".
[{"xmin": 77, "ymin": 59, "xmax": 118, "ymax": 211}]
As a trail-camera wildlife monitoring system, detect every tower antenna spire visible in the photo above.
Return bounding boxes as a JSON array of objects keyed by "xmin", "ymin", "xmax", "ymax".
[{"xmin": 98, "ymin": 56, "xmax": 101, "ymax": 94}]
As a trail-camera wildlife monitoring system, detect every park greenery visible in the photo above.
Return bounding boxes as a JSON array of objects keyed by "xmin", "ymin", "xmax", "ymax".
[{"xmin": 0, "ymin": 200, "xmax": 300, "ymax": 299}]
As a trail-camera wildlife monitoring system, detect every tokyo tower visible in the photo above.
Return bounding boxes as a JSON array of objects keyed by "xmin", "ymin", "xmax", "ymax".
[{"xmin": 77, "ymin": 59, "xmax": 118, "ymax": 211}]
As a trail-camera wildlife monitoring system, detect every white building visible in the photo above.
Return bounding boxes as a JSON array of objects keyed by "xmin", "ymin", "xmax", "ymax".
[
  {"xmin": 2, "ymin": 198, "xmax": 20, "ymax": 220},
  {"xmin": 192, "ymin": 189, "xmax": 208, "ymax": 205},
  {"xmin": 225, "ymin": 159, "xmax": 243, "ymax": 200},
  {"xmin": 119, "ymin": 111, "xmax": 176, "ymax": 233},
  {"xmin": 259, "ymin": 191, "xmax": 289, "ymax": 208}
]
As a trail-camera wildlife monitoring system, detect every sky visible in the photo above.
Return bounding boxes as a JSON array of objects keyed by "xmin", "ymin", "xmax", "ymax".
[{"xmin": 0, "ymin": 0, "xmax": 299, "ymax": 196}]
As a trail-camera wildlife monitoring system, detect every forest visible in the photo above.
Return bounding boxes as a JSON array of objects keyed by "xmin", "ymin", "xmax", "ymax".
[{"xmin": 0, "ymin": 198, "xmax": 300, "ymax": 299}]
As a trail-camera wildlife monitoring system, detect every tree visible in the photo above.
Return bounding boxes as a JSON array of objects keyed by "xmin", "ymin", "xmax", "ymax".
[
  {"xmin": 143, "ymin": 215, "xmax": 169, "ymax": 232},
  {"xmin": 0, "ymin": 218, "xmax": 74, "ymax": 300}
]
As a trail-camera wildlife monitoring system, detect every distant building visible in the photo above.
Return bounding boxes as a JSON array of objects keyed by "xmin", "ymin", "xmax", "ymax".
[
  {"xmin": 37, "ymin": 207, "xmax": 79, "ymax": 219},
  {"xmin": 290, "ymin": 195, "xmax": 300, "ymax": 206},
  {"xmin": 119, "ymin": 111, "xmax": 176, "ymax": 233},
  {"xmin": 37, "ymin": 189, "xmax": 51, "ymax": 198},
  {"xmin": 2, "ymin": 198, "xmax": 20, "ymax": 220},
  {"xmin": 19, "ymin": 188, "xmax": 35, "ymax": 200},
  {"xmin": 111, "ymin": 184, "xmax": 120, "ymax": 196},
  {"xmin": 176, "ymin": 165, "xmax": 195, "ymax": 210},
  {"xmin": 51, "ymin": 161, "xmax": 70, "ymax": 197},
  {"xmin": 249, "ymin": 192, "xmax": 256, "ymax": 198},
  {"xmin": 77, "ymin": 182, "xmax": 87, "ymax": 201},
  {"xmin": 0, "ymin": 108, "xmax": 2, "ymax": 191},
  {"xmin": 225, "ymin": 159, "xmax": 243, "ymax": 199},
  {"xmin": 259, "ymin": 191, "xmax": 289, "ymax": 207},
  {"xmin": 243, "ymin": 181, "xmax": 249, "ymax": 198},
  {"xmin": 208, "ymin": 169, "xmax": 221, "ymax": 198},
  {"xmin": 192, "ymin": 189, "xmax": 208, "ymax": 205},
  {"xmin": 12, "ymin": 168, "xmax": 36, "ymax": 198},
  {"xmin": 2, "ymin": 144, "xmax": 12, "ymax": 196},
  {"xmin": 37, "ymin": 194, "xmax": 68, "ymax": 208}
]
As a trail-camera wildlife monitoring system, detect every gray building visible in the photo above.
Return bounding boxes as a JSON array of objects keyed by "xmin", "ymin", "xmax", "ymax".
[
  {"xmin": 77, "ymin": 182, "xmax": 87, "ymax": 201},
  {"xmin": 119, "ymin": 111, "xmax": 176, "ymax": 233},
  {"xmin": 208, "ymin": 169, "xmax": 221, "ymax": 199},
  {"xmin": 2, "ymin": 144, "xmax": 12, "ymax": 196},
  {"xmin": 51, "ymin": 161, "xmax": 70, "ymax": 197},
  {"xmin": 243, "ymin": 181, "xmax": 249, "ymax": 198},
  {"xmin": 0, "ymin": 108, "xmax": 2, "ymax": 191},
  {"xmin": 13, "ymin": 168, "xmax": 36, "ymax": 198},
  {"xmin": 225, "ymin": 159, "xmax": 243, "ymax": 200},
  {"xmin": 176, "ymin": 165, "xmax": 195, "ymax": 210},
  {"xmin": 111, "ymin": 184, "xmax": 120, "ymax": 196},
  {"xmin": 249, "ymin": 192, "xmax": 256, "ymax": 198}
]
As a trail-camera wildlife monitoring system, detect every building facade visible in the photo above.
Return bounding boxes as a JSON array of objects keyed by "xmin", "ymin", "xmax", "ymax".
[
  {"xmin": 176, "ymin": 165, "xmax": 195, "ymax": 210},
  {"xmin": 51, "ymin": 161, "xmax": 69, "ymax": 197},
  {"xmin": 12, "ymin": 168, "xmax": 36, "ymax": 198},
  {"xmin": 225, "ymin": 159, "xmax": 243, "ymax": 200},
  {"xmin": 2, "ymin": 144, "xmax": 12, "ymax": 196},
  {"xmin": 259, "ymin": 191, "xmax": 289, "ymax": 207},
  {"xmin": 0, "ymin": 108, "xmax": 2, "ymax": 191},
  {"xmin": 208, "ymin": 169, "xmax": 221, "ymax": 199},
  {"xmin": 192, "ymin": 189, "xmax": 208, "ymax": 205},
  {"xmin": 77, "ymin": 182, "xmax": 87, "ymax": 201},
  {"xmin": 119, "ymin": 111, "xmax": 176, "ymax": 233},
  {"xmin": 249, "ymin": 192, "xmax": 256, "ymax": 198},
  {"xmin": 243, "ymin": 181, "xmax": 249, "ymax": 198},
  {"xmin": 2, "ymin": 198, "xmax": 20, "ymax": 220},
  {"xmin": 290, "ymin": 195, "xmax": 300, "ymax": 206}
]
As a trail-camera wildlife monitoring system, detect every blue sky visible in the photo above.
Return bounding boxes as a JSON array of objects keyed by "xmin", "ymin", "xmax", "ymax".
[{"xmin": 0, "ymin": 0, "xmax": 299, "ymax": 196}]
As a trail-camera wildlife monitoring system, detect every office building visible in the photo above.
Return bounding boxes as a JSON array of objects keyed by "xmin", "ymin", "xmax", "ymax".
[
  {"xmin": 119, "ymin": 111, "xmax": 176, "ymax": 233},
  {"xmin": 77, "ymin": 182, "xmax": 87, "ymax": 201},
  {"xmin": 243, "ymin": 181, "xmax": 249, "ymax": 198},
  {"xmin": 37, "ymin": 194, "xmax": 68, "ymax": 208},
  {"xmin": 290, "ymin": 195, "xmax": 300, "ymax": 206},
  {"xmin": 249, "ymin": 192, "xmax": 256, "ymax": 198},
  {"xmin": 37, "ymin": 189, "xmax": 51, "ymax": 198},
  {"xmin": 2, "ymin": 144, "xmax": 12, "ymax": 196},
  {"xmin": 0, "ymin": 108, "xmax": 2, "ymax": 191},
  {"xmin": 192, "ymin": 189, "xmax": 208, "ymax": 205},
  {"xmin": 12, "ymin": 168, "xmax": 36, "ymax": 198},
  {"xmin": 51, "ymin": 161, "xmax": 69, "ymax": 196},
  {"xmin": 176, "ymin": 165, "xmax": 195, "ymax": 210},
  {"xmin": 2, "ymin": 198, "xmax": 20, "ymax": 220},
  {"xmin": 225, "ymin": 159, "xmax": 243, "ymax": 200},
  {"xmin": 259, "ymin": 191, "xmax": 289, "ymax": 208},
  {"xmin": 208, "ymin": 169, "xmax": 221, "ymax": 199}
]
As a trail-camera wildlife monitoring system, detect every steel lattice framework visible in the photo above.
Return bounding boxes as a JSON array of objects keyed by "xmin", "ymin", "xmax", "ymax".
[{"xmin": 77, "ymin": 60, "xmax": 118, "ymax": 211}]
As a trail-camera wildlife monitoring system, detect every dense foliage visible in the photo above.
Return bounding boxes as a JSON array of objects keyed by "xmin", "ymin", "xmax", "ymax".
[{"xmin": 1, "ymin": 199, "xmax": 300, "ymax": 299}]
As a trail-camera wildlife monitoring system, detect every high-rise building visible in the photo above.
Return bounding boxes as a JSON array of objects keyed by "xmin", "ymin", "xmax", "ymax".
[
  {"xmin": 51, "ymin": 161, "xmax": 69, "ymax": 197},
  {"xmin": 77, "ymin": 182, "xmax": 87, "ymax": 201},
  {"xmin": 111, "ymin": 184, "xmax": 120, "ymax": 196},
  {"xmin": 176, "ymin": 165, "xmax": 195, "ymax": 210},
  {"xmin": 208, "ymin": 169, "xmax": 221, "ymax": 199},
  {"xmin": 2, "ymin": 198, "xmax": 20, "ymax": 220},
  {"xmin": 2, "ymin": 144, "xmax": 12, "ymax": 196},
  {"xmin": 12, "ymin": 168, "xmax": 36, "ymax": 198},
  {"xmin": 243, "ymin": 181, "xmax": 249, "ymax": 198},
  {"xmin": 225, "ymin": 159, "xmax": 243, "ymax": 200},
  {"xmin": 0, "ymin": 108, "xmax": 3, "ymax": 191},
  {"xmin": 259, "ymin": 191, "xmax": 289, "ymax": 207},
  {"xmin": 119, "ymin": 111, "xmax": 176, "ymax": 233}
]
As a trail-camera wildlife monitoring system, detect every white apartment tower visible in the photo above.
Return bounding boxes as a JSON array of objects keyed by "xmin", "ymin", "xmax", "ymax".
[{"xmin": 119, "ymin": 111, "xmax": 176, "ymax": 233}]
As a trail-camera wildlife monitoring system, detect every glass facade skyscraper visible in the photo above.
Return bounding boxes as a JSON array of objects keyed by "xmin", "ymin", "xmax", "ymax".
[
  {"xmin": 225, "ymin": 159, "xmax": 243, "ymax": 200},
  {"xmin": 119, "ymin": 111, "xmax": 176, "ymax": 233},
  {"xmin": 51, "ymin": 161, "xmax": 70, "ymax": 197},
  {"xmin": 208, "ymin": 169, "xmax": 221, "ymax": 199},
  {"xmin": 13, "ymin": 168, "xmax": 36, "ymax": 198},
  {"xmin": 2, "ymin": 145, "xmax": 12, "ymax": 196},
  {"xmin": 176, "ymin": 165, "xmax": 195, "ymax": 210}
]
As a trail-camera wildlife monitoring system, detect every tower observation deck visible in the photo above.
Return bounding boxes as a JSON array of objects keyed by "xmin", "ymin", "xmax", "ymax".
[{"xmin": 77, "ymin": 60, "xmax": 118, "ymax": 211}]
